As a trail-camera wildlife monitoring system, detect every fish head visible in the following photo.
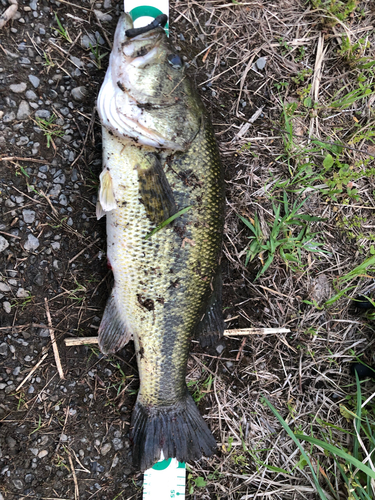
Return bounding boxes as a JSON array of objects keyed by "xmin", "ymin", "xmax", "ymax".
[{"xmin": 97, "ymin": 14, "xmax": 203, "ymax": 150}]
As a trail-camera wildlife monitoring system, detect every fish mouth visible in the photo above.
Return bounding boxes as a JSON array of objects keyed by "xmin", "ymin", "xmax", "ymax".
[
  {"xmin": 125, "ymin": 14, "xmax": 168, "ymax": 39},
  {"xmin": 97, "ymin": 13, "xmax": 197, "ymax": 150}
]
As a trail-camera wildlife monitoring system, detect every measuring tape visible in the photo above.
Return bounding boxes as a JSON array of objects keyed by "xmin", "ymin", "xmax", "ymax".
[
  {"xmin": 143, "ymin": 458, "xmax": 186, "ymax": 498},
  {"xmin": 121, "ymin": 2, "xmax": 185, "ymax": 497}
]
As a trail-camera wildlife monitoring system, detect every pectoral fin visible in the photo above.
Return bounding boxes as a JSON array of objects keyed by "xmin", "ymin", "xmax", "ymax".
[
  {"xmin": 97, "ymin": 167, "xmax": 117, "ymax": 219},
  {"xmin": 195, "ymin": 269, "xmax": 224, "ymax": 348},
  {"xmin": 138, "ymin": 154, "xmax": 177, "ymax": 226}
]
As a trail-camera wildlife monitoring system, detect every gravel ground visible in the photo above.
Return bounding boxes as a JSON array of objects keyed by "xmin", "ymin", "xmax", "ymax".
[
  {"xmin": 2, "ymin": 0, "xmax": 375, "ymax": 499},
  {"xmin": 0, "ymin": 1, "xmax": 144, "ymax": 498}
]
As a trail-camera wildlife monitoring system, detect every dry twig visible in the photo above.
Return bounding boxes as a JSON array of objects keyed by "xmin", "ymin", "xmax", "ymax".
[{"xmin": 45, "ymin": 298, "xmax": 65, "ymax": 379}]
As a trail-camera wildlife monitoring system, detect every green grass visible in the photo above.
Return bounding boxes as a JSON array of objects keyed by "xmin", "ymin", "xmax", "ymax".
[
  {"xmin": 187, "ymin": 374, "xmax": 213, "ymax": 403},
  {"xmin": 238, "ymin": 192, "xmax": 324, "ymax": 278},
  {"xmin": 34, "ymin": 114, "xmax": 64, "ymax": 149},
  {"xmin": 145, "ymin": 205, "xmax": 192, "ymax": 240},
  {"xmin": 89, "ymin": 42, "xmax": 108, "ymax": 70},
  {"xmin": 54, "ymin": 13, "xmax": 72, "ymax": 43},
  {"xmin": 310, "ymin": 0, "xmax": 358, "ymax": 26},
  {"xmin": 263, "ymin": 372, "xmax": 375, "ymax": 499}
]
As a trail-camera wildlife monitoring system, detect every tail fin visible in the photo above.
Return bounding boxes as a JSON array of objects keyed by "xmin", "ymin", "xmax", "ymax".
[{"xmin": 131, "ymin": 390, "xmax": 217, "ymax": 471}]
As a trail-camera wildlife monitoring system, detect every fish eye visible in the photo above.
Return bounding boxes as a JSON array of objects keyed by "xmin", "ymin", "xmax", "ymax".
[
  {"xmin": 136, "ymin": 46, "xmax": 150, "ymax": 57},
  {"xmin": 167, "ymin": 54, "xmax": 183, "ymax": 69}
]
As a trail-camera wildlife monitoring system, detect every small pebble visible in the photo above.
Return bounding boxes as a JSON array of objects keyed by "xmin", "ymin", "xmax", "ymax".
[
  {"xmin": 0, "ymin": 236, "xmax": 9, "ymax": 252},
  {"xmin": 38, "ymin": 450, "xmax": 48, "ymax": 458},
  {"xmin": 28, "ymin": 75, "xmax": 40, "ymax": 88},
  {"xmin": 17, "ymin": 100, "xmax": 30, "ymax": 120},
  {"xmin": 112, "ymin": 438, "xmax": 123, "ymax": 451},
  {"xmin": 16, "ymin": 136, "xmax": 29, "ymax": 146},
  {"xmin": 23, "ymin": 209, "xmax": 36, "ymax": 224},
  {"xmin": 71, "ymin": 86, "xmax": 88, "ymax": 101},
  {"xmin": 5, "ymin": 199, "xmax": 15, "ymax": 208},
  {"xmin": 3, "ymin": 302, "xmax": 11, "ymax": 314},
  {"xmin": 59, "ymin": 194, "xmax": 68, "ymax": 206},
  {"xmin": 10, "ymin": 82, "xmax": 27, "ymax": 93},
  {"xmin": 70, "ymin": 56, "xmax": 84, "ymax": 68},
  {"xmin": 54, "ymin": 173, "xmax": 66, "ymax": 184},
  {"xmin": 216, "ymin": 344, "xmax": 225, "ymax": 354},
  {"xmin": 255, "ymin": 56, "xmax": 267, "ymax": 70},
  {"xmin": 26, "ymin": 89, "xmax": 37, "ymax": 100},
  {"xmin": 25, "ymin": 473, "xmax": 34, "ymax": 483},
  {"xmin": 53, "ymin": 260, "xmax": 61, "ymax": 270},
  {"xmin": 7, "ymin": 436, "xmax": 17, "ymax": 448},
  {"xmin": 2, "ymin": 112, "xmax": 16, "ymax": 123},
  {"xmin": 48, "ymin": 184, "xmax": 62, "ymax": 198},
  {"xmin": 35, "ymin": 109, "xmax": 51, "ymax": 119},
  {"xmin": 24, "ymin": 234, "xmax": 40, "ymax": 251},
  {"xmin": 101, "ymin": 443, "xmax": 112, "ymax": 456},
  {"xmin": 94, "ymin": 10, "xmax": 112, "ymax": 22},
  {"xmin": 16, "ymin": 288, "xmax": 29, "ymax": 298},
  {"xmin": 13, "ymin": 479, "xmax": 23, "ymax": 490},
  {"xmin": 0, "ymin": 343, "xmax": 8, "ymax": 356}
]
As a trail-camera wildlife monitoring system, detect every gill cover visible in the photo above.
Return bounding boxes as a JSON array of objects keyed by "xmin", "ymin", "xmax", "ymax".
[{"xmin": 97, "ymin": 13, "xmax": 202, "ymax": 150}]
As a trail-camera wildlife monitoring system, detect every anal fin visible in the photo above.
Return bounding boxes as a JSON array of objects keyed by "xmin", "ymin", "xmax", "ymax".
[
  {"xmin": 98, "ymin": 290, "xmax": 132, "ymax": 354},
  {"xmin": 195, "ymin": 270, "xmax": 224, "ymax": 348}
]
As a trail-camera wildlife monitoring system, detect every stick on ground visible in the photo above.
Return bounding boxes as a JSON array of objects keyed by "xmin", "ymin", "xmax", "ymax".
[
  {"xmin": 45, "ymin": 297, "xmax": 65, "ymax": 379},
  {"xmin": 64, "ymin": 328, "xmax": 291, "ymax": 346}
]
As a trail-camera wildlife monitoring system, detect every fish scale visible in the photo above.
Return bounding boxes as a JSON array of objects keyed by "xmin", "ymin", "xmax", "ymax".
[
  {"xmin": 97, "ymin": 13, "xmax": 224, "ymax": 471},
  {"xmin": 104, "ymin": 124, "xmax": 223, "ymax": 405}
]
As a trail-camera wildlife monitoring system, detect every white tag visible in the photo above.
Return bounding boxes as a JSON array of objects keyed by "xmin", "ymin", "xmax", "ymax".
[{"xmin": 143, "ymin": 458, "xmax": 186, "ymax": 499}]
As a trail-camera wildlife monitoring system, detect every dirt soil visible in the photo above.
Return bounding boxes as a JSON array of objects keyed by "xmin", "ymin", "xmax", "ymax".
[{"xmin": 1, "ymin": 0, "xmax": 375, "ymax": 499}]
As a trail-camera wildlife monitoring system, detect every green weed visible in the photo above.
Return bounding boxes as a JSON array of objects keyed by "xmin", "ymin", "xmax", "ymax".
[
  {"xmin": 15, "ymin": 391, "xmax": 26, "ymax": 411},
  {"xmin": 54, "ymin": 13, "xmax": 72, "ymax": 43},
  {"xmin": 14, "ymin": 293, "xmax": 34, "ymax": 310},
  {"xmin": 321, "ymin": 153, "xmax": 360, "ymax": 202},
  {"xmin": 321, "ymin": 256, "xmax": 375, "ymax": 308},
  {"xmin": 43, "ymin": 51, "xmax": 55, "ymax": 69},
  {"xmin": 67, "ymin": 279, "xmax": 87, "ymax": 303},
  {"xmin": 145, "ymin": 206, "xmax": 192, "ymax": 240},
  {"xmin": 109, "ymin": 363, "xmax": 134, "ymax": 397},
  {"xmin": 263, "ymin": 377, "xmax": 375, "ymax": 500},
  {"xmin": 338, "ymin": 35, "xmax": 375, "ymax": 68},
  {"xmin": 292, "ymin": 68, "xmax": 313, "ymax": 86},
  {"xmin": 89, "ymin": 42, "xmax": 108, "ymax": 70},
  {"xmin": 29, "ymin": 415, "xmax": 43, "ymax": 436},
  {"xmin": 238, "ymin": 192, "xmax": 324, "ymax": 279},
  {"xmin": 15, "ymin": 165, "xmax": 30, "ymax": 179},
  {"xmin": 187, "ymin": 374, "xmax": 213, "ymax": 403},
  {"xmin": 187, "ymin": 468, "xmax": 207, "ymax": 495},
  {"xmin": 329, "ymin": 84, "xmax": 374, "ymax": 110},
  {"xmin": 34, "ymin": 114, "xmax": 64, "ymax": 149},
  {"xmin": 278, "ymin": 37, "xmax": 292, "ymax": 55},
  {"xmin": 310, "ymin": 0, "xmax": 357, "ymax": 26}
]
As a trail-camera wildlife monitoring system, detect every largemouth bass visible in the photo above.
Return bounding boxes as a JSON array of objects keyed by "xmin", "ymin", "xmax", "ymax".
[{"xmin": 96, "ymin": 13, "xmax": 224, "ymax": 471}]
